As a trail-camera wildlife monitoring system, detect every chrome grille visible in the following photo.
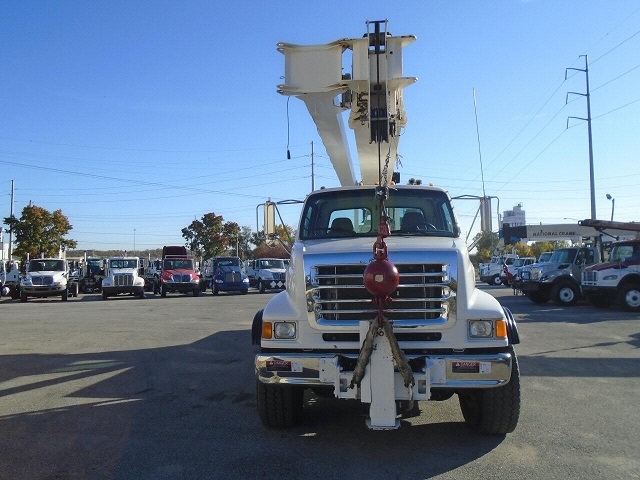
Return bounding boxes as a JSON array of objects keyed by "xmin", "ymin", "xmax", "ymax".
[
  {"xmin": 582, "ymin": 270, "xmax": 597, "ymax": 283},
  {"xmin": 172, "ymin": 274, "xmax": 191, "ymax": 282},
  {"xmin": 310, "ymin": 262, "xmax": 452, "ymax": 323},
  {"xmin": 114, "ymin": 273, "xmax": 134, "ymax": 286},
  {"xmin": 224, "ymin": 271, "xmax": 241, "ymax": 283},
  {"xmin": 31, "ymin": 276, "xmax": 53, "ymax": 286}
]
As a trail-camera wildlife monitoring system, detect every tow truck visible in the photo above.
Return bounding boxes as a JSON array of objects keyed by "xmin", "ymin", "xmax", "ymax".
[{"xmin": 253, "ymin": 21, "xmax": 521, "ymax": 434}]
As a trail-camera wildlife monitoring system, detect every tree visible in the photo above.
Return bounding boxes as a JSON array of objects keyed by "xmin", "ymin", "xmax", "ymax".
[
  {"xmin": 4, "ymin": 204, "xmax": 77, "ymax": 259},
  {"xmin": 250, "ymin": 224, "xmax": 295, "ymax": 258},
  {"xmin": 472, "ymin": 231, "xmax": 500, "ymax": 264},
  {"xmin": 181, "ymin": 213, "xmax": 251, "ymax": 260}
]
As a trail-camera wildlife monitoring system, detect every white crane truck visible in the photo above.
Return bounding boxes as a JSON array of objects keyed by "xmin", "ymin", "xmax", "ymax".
[{"xmin": 253, "ymin": 21, "xmax": 521, "ymax": 434}]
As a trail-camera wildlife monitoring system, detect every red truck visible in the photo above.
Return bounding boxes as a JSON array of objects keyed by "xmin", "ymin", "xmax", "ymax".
[{"xmin": 154, "ymin": 246, "xmax": 201, "ymax": 297}]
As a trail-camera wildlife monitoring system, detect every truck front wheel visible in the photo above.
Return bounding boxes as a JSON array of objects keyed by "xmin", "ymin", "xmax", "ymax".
[
  {"xmin": 259, "ymin": 280, "xmax": 266, "ymax": 294},
  {"xmin": 161, "ymin": 284, "xmax": 167, "ymax": 297},
  {"xmin": 526, "ymin": 291, "xmax": 549, "ymax": 304},
  {"xmin": 492, "ymin": 274, "xmax": 502, "ymax": 286},
  {"xmin": 618, "ymin": 283, "xmax": 640, "ymax": 312},
  {"xmin": 256, "ymin": 380, "xmax": 304, "ymax": 428},
  {"xmin": 62, "ymin": 289, "xmax": 68, "ymax": 301},
  {"xmin": 458, "ymin": 346, "xmax": 521, "ymax": 435},
  {"xmin": 551, "ymin": 281, "xmax": 579, "ymax": 306}
]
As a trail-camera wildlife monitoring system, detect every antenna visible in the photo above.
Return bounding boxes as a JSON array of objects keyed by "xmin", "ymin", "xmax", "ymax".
[{"xmin": 473, "ymin": 88, "xmax": 486, "ymax": 198}]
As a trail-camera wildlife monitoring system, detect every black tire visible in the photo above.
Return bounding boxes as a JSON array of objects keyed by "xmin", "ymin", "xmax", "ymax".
[
  {"xmin": 458, "ymin": 346, "xmax": 521, "ymax": 435},
  {"xmin": 20, "ymin": 292, "xmax": 27, "ymax": 302},
  {"xmin": 527, "ymin": 291, "xmax": 549, "ymax": 304},
  {"xmin": 212, "ymin": 285, "xmax": 219, "ymax": 295},
  {"xmin": 259, "ymin": 280, "xmax": 266, "ymax": 294},
  {"xmin": 492, "ymin": 274, "xmax": 502, "ymax": 286},
  {"xmin": 551, "ymin": 281, "xmax": 579, "ymax": 306},
  {"xmin": 586, "ymin": 294, "xmax": 612, "ymax": 308},
  {"xmin": 138, "ymin": 290, "xmax": 145, "ymax": 299},
  {"xmin": 256, "ymin": 380, "xmax": 304, "ymax": 428},
  {"xmin": 62, "ymin": 288, "xmax": 68, "ymax": 301},
  {"xmin": 102, "ymin": 290, "xmax": 108, "ymax": 300},
  {"xmin": 618, "ymin": 283, "xmax": 640, "ymax": 312},
  {"xmin": 193, "ymin": 288, "xmax": 200, "ymax": 297},
  {"xmin": 241, "ymin": 289, "xmax": 248, "ymax": 295},
  {"xmin": 161, "ymin": 284, "xmax": 167, "ymax": 298}
]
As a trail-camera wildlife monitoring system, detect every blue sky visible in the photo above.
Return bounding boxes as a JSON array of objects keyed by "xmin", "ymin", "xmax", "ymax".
[{"xmin": 1, "ymin": 1, "xmax": 639, "ymax": 253}]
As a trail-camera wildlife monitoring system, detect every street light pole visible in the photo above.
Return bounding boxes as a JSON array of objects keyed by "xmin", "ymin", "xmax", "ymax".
[
  {"xmin": 134, "ymin": 229, "xmax": 136, "ymax": 256},
  {"xmin": 606, "ymin": 194, "xmax": 615, "ymax": 221}
]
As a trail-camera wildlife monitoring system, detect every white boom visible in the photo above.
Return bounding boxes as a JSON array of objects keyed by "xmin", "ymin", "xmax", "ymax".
[{"xmin": 277, "ymin": 20, "xmax": 416, "ymax": 186}]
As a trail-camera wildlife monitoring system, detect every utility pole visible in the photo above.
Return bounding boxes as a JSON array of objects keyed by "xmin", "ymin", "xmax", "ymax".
[
  {"xmin": 9, "ymin": 180, "xmax": 15, "ymax": 260},
  {"xmin": 566, "ymin": 55, "xmax": 596, "ymax": 219},
  {"xmin": 311, "ymin": 141, "xmax": 315, "ymax": 192}
]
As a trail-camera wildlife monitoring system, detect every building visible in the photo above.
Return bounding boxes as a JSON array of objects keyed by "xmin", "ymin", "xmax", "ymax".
[{"xmin": 501, "ymin": 203, "xmax": 526, "ymax": 228}]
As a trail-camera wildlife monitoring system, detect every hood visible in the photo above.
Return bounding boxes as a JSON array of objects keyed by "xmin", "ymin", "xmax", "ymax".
[
  {"xmin": 29, "ymin": 270, "xmax": 66, "ymax": 276},
  {"xmin": 218, "ymin": 265, "xmax": 242, "ymax": 274},
  {"xmin": 586, "ymin": 261, "xmax": 630, "ymax": 272},
  {"xmin": 164, "ymin": 268, "xmax": 196, "ymax": 274},
  {"xmin": 300, "ymin": 236, "xmax": 462, "ymax": 256}
]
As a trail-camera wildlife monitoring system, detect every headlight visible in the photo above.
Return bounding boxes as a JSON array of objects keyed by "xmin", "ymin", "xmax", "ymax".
[
  {"xmin": 602, "ymin": 275, "xmax": 618, "ymax": 281},
  {"xmin": 468, "ymin": 320, "xmax": 493, "ymax": 338},
  {"xmin": 273, "ymin": 322, "xmax": 297, "ymax": 339}
]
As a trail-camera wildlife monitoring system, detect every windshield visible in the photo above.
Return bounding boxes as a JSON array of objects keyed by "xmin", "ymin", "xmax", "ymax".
[
  {"xmin": 258, "ymin": 259, "xmax": 285, "ymax": 269},
  {"xmin": 299, "ymin": 188, "xmax": 458, "ymax": 239},
  {"xmin": 216, "ymin": 257, "xmax": 241, "ymax": 267},
  {"xmin": 110, "ymin": 259, "xmax": 138, "ymax": 269},
  {"xmin": 549, "ymin": 249, "xmax": 577, "ymax": 263},
  {"xmin": 164, "ymin": 259, "xmax": 194, "ymax": 270},
  {"xmin": 610, "ymin": 243, "xmax": 639, "ymax": 262},
  {"xmin": 29, "ymin": 260, "xmax": 65, "ymax": 272}
]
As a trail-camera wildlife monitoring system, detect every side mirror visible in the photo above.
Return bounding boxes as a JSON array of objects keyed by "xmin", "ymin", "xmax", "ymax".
[{"xmin": 264, "ymin": 201, "xmax": 278, "ymax": 248}]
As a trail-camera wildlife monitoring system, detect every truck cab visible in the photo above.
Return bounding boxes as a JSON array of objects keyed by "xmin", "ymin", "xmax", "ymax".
[
  {"xmin": 582, "ymin": 239, "xmax": 640, "ymax": 310},
  {"xmin": 155, "ymin": 248, "xmax": 201, "ymax": 297},
  {"xmin": 101, "ymin": 257, "xmax": 146, "ymax": 300},
  {"xmin": 520, "ymin": 246, "xmax": 598, "ymax": 306},
  {"xmin": 209, "ymin": 256, "xmax": 249, "ymax": 295},
  {"xmin": 255, "ymin": 185, "xmax": 521, "ymax": 433},
  {"xmin": 247, "ymin": 258, "xmax": 287, "ymax": 293},
  {"xmin": 20, "ymin": 258, "xmax": 70, "ymax": 302}
]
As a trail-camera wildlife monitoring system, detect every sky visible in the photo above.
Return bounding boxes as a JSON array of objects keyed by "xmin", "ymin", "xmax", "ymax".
[{"xmin": 1, "ymin": 0, "xmax": 639, "ymax": 254}]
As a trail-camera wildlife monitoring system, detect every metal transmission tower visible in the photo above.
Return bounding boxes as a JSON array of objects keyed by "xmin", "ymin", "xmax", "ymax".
[{"xmin": 566, "ymin": 55, "xmax": 596, "ymax": 219}]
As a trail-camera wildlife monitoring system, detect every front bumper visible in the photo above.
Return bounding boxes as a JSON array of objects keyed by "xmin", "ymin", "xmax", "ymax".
[
  {"xmin": 21, "ymin": 285, "xmax": 66, "ymax": 297},
  {"xmin": 255, "ymin": 350, "xmax": 513, "ymax": 400},
  {"xmin": 163, "ymin": 282, "xmax": 199, "ymax": 292},
  {"xmin": 520, "ymin": 282, "xmax": 550, "ymax": 294},
  {"xmin": 103, "ymin": 286, "xmax": 144, "ymax": 295},
  {"xmin": 217, "ymin": 282, "xmax": 249, "ymax": 292}
]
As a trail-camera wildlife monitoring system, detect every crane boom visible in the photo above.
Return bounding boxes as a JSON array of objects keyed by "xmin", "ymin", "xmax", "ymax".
[{"xmin": 277, "ymin": 21, "xmax": 416, "ymax": 186}]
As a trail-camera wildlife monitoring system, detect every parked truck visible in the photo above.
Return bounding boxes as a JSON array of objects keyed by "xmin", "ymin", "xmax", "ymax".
[
  {"xmin": 79, "ymin": 257, "xmax": 105, "ymax": 293},
  {"xmin": 1, "ymin": 260, "xmax": 22, "ymax": 299},
  {"xmin": 207, "ymin": 256, "xmax": 249, "ymax": 295},
  {"xmin": 478, "ymin": 254, "xmax": 518, "ymax": 286},
  {"xmin": 101, "ymin": 257, "xmax": 146, "ymax": 300},
  {"xmin": 20, "ymin": 258, "xmax": 71, "ymax": 302},
  {"xmin": 519, "ymin": 246, "xmax": 599, "ymax": 306},
  {"xmin": 154, "ymin": 246, "xmax": 201, "ymax": 297},
  {"xmin": 245, "ymin": 258, "xmax": 287, "ymax": 293},
  {"xmin": 253, "ymin": 21, "xmax": 521, "ymax": 434},
  {"xmin": 581, "ymin": 239, "xmax": 640, "ymax": 310}
]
